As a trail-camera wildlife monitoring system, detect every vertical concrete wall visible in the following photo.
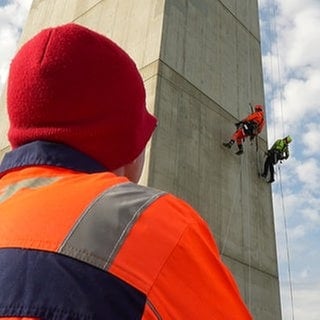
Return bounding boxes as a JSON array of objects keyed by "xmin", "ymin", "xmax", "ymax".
[
  {"xmin": 150, "ymin": 1, "xmax": 281, "ymax": 319},
  {"xmin": 0, "ymin": 0, "xmax": 281, "ymax": 318}
]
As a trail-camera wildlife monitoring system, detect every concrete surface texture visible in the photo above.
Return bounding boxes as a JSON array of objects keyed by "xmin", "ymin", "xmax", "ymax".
[{"xmin": 0, "ymin": 0, "xmax": 282, "ymax": 318}]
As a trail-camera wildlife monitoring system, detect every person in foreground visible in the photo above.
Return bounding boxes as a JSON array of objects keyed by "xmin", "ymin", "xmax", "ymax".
[
  {"xmin": 0, "ymin": 23, "xmax": 252, "ymax": 319},
  {"xmin": 261, "ymin": 135, "xmax": 292, "ymax": 183}
]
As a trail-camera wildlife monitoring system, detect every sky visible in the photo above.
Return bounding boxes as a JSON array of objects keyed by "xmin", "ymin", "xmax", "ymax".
[
  {"xmin": 0, "ymin": 0, "xmax": 319, "ymax": 319},
  {"xmin": 258, "ymin": 0, "xmax": 320, "ymax": 319}
]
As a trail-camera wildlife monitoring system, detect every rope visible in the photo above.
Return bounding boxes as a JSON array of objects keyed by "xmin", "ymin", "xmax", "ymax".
[
  {"xmin": 221, "ymin": 168, "xmax": 241, "ymax": 255},
  {"xmin": 271, "ymin": 3, "xmax": 286, "ymax": 138},
  {"xmin": 220, "ymin": 155, "xmax": 252, "ymax": 310},
  {"xmin": 245, "ymin": 1, "xmax": 252, "ymax": 310},
  {"xmin": 277, "ymin": 165, "xmax": 295, "ymax": 320},
  {"xmin": 244, "ymin": 154, "xmax": 252, "ymax": 311},
  {"xmin": 266, "ymin": 1, "xmax": 278, "ymax": 142},
  {"xmin": 268, "ymin": 2, "xmax": 295, "ymax": 318}
]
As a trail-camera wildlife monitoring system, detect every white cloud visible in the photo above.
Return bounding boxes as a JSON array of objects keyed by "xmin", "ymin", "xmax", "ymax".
[
  {"xmin": 299, "ymin": 268, "xmax": 309, "ymax": 279},
  {"xmin": 284, "ymin": 9, "xmax": 320, "ymax": 69},
  {"xmin": 293, "ymin": 282, "xmax": 320, "ymax": 320},
  {"xmin": 279, "ymin": 0, "xmax": 319, "ymax": 13},
  {"xmin": 0, "ymin": 0, "xmax": 32, "ymax": 91},
  {"xmin": 271, "ymin": 150, "xmax": 320, "ymax": 319},
  {"xmin": 262, "ymin": 14, "xmax": 320, "ymax": 307},
  {"xmin": 275, "ymin": 201, "xmax": 320, "ymax": 319},
  {"xmin": 296, "ymin": 158, "xmax": 320, "ymax": 188},
  {"xmin": 280, "ymin": 281, "xmax": 320, "ymax": 320},
  {"xmin": 302, "ymin": 123, "xmax": 320, "ymax": 156},
  {"xmin": 261, "ymin": 0, "xmax": 320, "ymax": 128},
  {"xmin": 280, "ymin": 70, "xmax": 320, "ymax": 124},
  {"xmin": 289, "ymin": 224, "xmax": 305, "ymax": 239},
  {"xmin": 302, "ymin": 208, "xmax": 320, "ymax": 225}
]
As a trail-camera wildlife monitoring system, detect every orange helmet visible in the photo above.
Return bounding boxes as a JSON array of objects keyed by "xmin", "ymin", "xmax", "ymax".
[{"xmin": 254, "ymin": 104, "xmax": 263, "ymax": 112}]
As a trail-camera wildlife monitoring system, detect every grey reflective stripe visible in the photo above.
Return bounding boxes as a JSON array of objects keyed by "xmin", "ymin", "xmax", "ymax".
[
  {"xmin": 146, "ymin": 299, "xmax": 162, "ymax": 320},
  {"xmin": 58, "ymin": 182, "xmax": 165, "ymax": 270},
  {"xmin": 0, "ymin": 176, "xmax": 61, "ymax": 203}
]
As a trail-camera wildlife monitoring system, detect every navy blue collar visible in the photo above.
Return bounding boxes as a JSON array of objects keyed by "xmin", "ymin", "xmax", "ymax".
[{"xmin": 0, "ymin": 141, "xmax": 107, "ymax": 175}]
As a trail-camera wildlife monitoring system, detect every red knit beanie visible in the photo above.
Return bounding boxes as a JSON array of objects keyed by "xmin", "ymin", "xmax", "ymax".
[{"xmin": 7, "ymin": 23, "xmax": 157, "ymax": 170}]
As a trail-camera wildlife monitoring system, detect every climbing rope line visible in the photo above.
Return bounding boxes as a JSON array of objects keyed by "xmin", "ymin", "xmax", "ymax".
[
  {"xmin": 245, "ymin": 1, "xmax": 253, "ymax": 310},
  {"xmin": 220, "ymin": 154, "xmax": 253, "ymax": 310},
  {"xmin": 271, "ymin": 5, "xmax": 294, "ymax": 320},
  {"xmin": 221, "ymin": 168, "xmax": 241, "ymax": 256},
  {"xmin": 271, "ymin": 2, "xmax": 286, "ymax": 138},
  {"xmin": 264, "ymin": 0, "xmax": 277, "ymax": 142},
  {"xmin": 271, "ymin": 0, "xmax": 295, "ymax": 302},
  {"xmin": 277, "ymin": 165, "xmax": 295, "ymax": 320},
  {"xmin": 243, "ymin": 155, "xmax": 252, "ymax": 311},
  {"xmin": 268, "ymin": 1, "xmax": 295, "ymax": 319}
]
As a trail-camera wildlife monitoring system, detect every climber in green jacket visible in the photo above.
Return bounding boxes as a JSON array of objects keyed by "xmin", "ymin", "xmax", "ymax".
[{"xmin": 261, "ymin": 136, "xmax": 292, "ymax": 183}]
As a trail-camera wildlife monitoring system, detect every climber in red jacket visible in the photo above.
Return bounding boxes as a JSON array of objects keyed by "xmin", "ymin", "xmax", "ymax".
[{"xmin": 223, "ymin": 105, "xmax": 265, "ymax": 155}]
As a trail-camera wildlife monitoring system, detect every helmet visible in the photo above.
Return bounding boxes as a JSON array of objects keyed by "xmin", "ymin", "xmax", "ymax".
[
  {"xmin": 285, "ymin": 135, "xmax": 292, "ymax": 143},
  {"xmin": 254, "ymin": 104, "xmax": 263, "ymax": 112}
]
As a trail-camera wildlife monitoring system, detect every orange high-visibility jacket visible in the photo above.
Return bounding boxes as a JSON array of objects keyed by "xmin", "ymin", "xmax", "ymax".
[
  {"xmin": 0, "ymin": 141, "xmax": 252, "ymax": 320},
  {"xmin": 243, "ymin": 110, "xmax": 265, "ymax": 134}
]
